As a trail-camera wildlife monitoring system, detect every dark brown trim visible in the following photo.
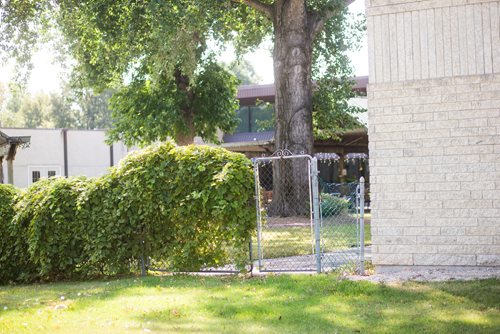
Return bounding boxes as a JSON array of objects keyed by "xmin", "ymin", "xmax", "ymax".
[
  {"xmin": 110, "ymin": 144, "xmax": 114, "ymax": 167},
  {"xmin": 62, "ymin": 129, "xmax": 69, "ymax": 177}
]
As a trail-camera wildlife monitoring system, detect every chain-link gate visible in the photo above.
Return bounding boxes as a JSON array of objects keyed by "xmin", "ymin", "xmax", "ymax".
[
  {"xmin": 253, "ymin": 150, "xmax": 365, "ymax": 274},
  {"xmin": 319, "ymin": 181, "xmax": 365, "ymax": 273}
]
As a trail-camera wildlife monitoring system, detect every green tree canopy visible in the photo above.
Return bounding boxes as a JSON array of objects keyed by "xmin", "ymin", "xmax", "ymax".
[
  {"xmin": 1, "ymin": 0, "xmax": 269, "ymax": 144},
  {"xmin": 0, "ymin": 0, "xmax": 364, "ymax": 147}
]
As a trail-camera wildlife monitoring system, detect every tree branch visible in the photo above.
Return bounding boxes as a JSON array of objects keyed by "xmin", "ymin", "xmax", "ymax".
[
  {"xmin": 232, "ymin": 0, "xmax": 273, "ymax": 19},
  {"xmin": 309, "ymin": 0, "xmax": 355, "ymax": 38}
]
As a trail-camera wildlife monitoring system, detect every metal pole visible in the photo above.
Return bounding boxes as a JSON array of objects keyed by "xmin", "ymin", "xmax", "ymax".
[
  {"xmin": 311, "ymin": 157, "xmax": 322, "ymax": 274},
  {"xmin": 359, "ymin": 177, "xmax": 365, "ymax": 275},
  {"xmin": 140, "ymin": 254, "xmax": 147, "ymax": 276},
  {"xmin": 249, "ymin": 240, "xmax": 253, "ymax": 276},
  {"xmin": 140, "ymin": 239, "xmax": 147, "ymax": 276},
  {"xmin": 253, "ymin": 162, "xmax": 263, "ymax": 270}
]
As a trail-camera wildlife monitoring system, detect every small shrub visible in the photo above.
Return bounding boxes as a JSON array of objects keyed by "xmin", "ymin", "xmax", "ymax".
[{"xmin": 320, "ymin": 193, "xmax": 351, "ymax": 217}]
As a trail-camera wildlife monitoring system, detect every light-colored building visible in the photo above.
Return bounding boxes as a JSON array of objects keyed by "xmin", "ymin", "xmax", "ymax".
[
  {"xmin": 0, "ymin": 128, "xmax": 130, "ymax": 188},
  {"xmin": 367, "ymin": 0, "xmax": 500, "ymax": 269}
]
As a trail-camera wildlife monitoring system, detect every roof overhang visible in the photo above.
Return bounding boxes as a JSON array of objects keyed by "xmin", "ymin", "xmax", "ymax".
[
  {"xmin": 0, "ymin": 131, "xmax": 31, "ymax": 159},
  {"xmin": 237, "ymin": 76, "xmax": 368, "ymax": 106}
]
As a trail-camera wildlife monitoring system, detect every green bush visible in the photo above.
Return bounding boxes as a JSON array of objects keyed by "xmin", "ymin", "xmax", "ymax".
[
  {"xmin": 0, "ymin": 184, "xmax": 17, "ymax": 223},
  {"xmin": 0, "ymin": 184, "xmax": 38, "ymax": 283},
  {"xmin": 0, "ymin": 141, "xmax": 256, "ymax": 283},
  {"xmin": 79, "ymin": 142, "xmax": 256, "ymax": 274},
  {"xmin": 148, "ymin": 144, "xmax": 255, "ymax": 271},
  {"xmin": 17, "ymin": 177, "xmax": 87, "ymax": 280},
  {"xmin": 0, "ymin": 184, "xmax": 22, "ymax": 283},
  {"xmin": 78, "ymin": 173, "xmax": 145, "ymax": 277},
  {"xmin": 320, "ymin": 193, "xmax": 351, "ymax": 217}
]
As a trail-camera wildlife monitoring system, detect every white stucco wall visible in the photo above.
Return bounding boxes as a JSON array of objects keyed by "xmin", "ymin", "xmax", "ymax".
[
  {"xmin": 367, "ymin": 0, "xmax": 500, "ymax": 268},
  {"xmin": 1, "ymin": 128, "xmax": 130, "ymax": 188},
  {"xmin": 67, "ymin": 130, "xmax": 111, "ymax": 177}
]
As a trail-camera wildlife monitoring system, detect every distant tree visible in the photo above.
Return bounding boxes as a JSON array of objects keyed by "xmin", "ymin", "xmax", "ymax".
[
  {"xmin": 225, "ymin": 59, "xmax": 263, "ymax": 85},
  {"xmin": 21, "ymin": 93, "xmax": 51, "ymax": 128},
  {"xmin": 73, "ymin": 88, "xmax": 113, "ymax": 130},
  {"xmin": 0, "ymin": 84, "xmax": 50, "ymax": 128},
  {"xmin": 49, "ymin": 90, "xmax": 77, "ymax": 129},
  {"xmin": 0, "ymin": 81, "xmax": 116, "ymax": 130},
  {"xmin": 0, "ymin": 82, "xmax": 5, "ymax": 107}
]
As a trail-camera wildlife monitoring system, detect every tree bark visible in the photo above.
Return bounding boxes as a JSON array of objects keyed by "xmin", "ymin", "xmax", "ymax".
[
  {"xmin": 270, "ymin": 0, "xmax": 314, "ymax": 216},
  {"xmin": 174, "ymin": 69, "xmax": 196, "ymax": 146},
  {"xmin": 175, "ymin": 108, "xmax": 196, "ymax": 146}
]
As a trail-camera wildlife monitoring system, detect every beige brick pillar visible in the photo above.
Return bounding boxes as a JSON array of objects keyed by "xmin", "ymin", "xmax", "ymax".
[{"xmin": 367, "ymin": 0, "xmax": 500, "ymax": 270}]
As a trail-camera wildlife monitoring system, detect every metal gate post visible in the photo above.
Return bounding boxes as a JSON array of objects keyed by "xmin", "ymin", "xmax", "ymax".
[
  {"xmin": 253, "ymin": 162, "xmax": 263, "ymax": 270},
  {"xmin": 359, "ymin": 177, "xmax": 365, "ymax": 275},
  {"xmin": 311, "ymin": 157, "xmax": 322, "ymax": 273}
]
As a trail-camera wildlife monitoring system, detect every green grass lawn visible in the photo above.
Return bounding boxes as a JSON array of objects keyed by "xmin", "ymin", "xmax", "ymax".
[{"xmin": 1, "ymin": 275, "xmax": 498, "ymax": 333}]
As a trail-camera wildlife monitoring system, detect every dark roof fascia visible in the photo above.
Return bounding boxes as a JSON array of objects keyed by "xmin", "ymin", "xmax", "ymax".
[{"xmin": 236, "ymin": 76, "xmax": 368, "ymax": 103}]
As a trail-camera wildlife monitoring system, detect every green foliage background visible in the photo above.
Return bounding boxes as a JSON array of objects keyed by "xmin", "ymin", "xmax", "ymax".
[{"xmin": 0, "ymin": 142, "xmax": 255, "ymax": 284}]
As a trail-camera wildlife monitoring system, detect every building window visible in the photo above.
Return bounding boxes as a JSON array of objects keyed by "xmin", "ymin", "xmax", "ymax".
[
  {"xmin": 48, "ymin": 171, "xmax": 56, "ymax": 177},
  {"xmin": 32, "ymin": 171, "xmax": 41, "ymax": 183},
  {"xmin": 235, "ymin": 105, "xmax": 274, "ymax": 133}
]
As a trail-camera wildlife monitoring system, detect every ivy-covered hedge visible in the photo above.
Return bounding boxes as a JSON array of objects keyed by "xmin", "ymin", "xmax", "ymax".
[
  {"xmin": 0, "ymin": 184, "xmax": 17, "ymax": 224},
  {"xmin": 0, "ymin": 142, "xmax": 255, "ymax": 284},
  {"xmin": 15, "ymin": 178, "xmax": 88, "ymax": 280},
  {"xmin": 0, "ymin": 184, "xmax": 31, "ymax": 283}
]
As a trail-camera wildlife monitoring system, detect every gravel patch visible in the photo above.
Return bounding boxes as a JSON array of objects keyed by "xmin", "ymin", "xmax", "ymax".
[{"xmin": 347, "ymin": 267, "xmax": 500, "ymax": 283}]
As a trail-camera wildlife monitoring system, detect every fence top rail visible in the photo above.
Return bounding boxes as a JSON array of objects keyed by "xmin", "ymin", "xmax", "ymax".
[{"xmin": 252, "ymin": 153, "xmax": 313, "ymax": 163}]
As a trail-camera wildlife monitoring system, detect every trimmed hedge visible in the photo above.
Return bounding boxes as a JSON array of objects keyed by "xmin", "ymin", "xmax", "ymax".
[{"xmin": 0, "ymin": 142, "xmax": 255, "ymax": 284}]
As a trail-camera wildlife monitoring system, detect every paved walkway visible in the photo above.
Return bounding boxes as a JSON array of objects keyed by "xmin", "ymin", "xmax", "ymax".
[{"xmin": 253, "ymin": 246, "xmax": 371, "ymax": 273}]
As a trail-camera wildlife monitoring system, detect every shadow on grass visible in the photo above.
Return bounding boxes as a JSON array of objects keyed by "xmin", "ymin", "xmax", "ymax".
[
  {"xmin": 134, "ymin": 275, "xmax": 500, "ymax": 333},
  {"xmin": 0, "ymin": 275, "xmax": 499, "ymax": 333},
  {"xmin": 428, "ymin": 278, "xmax": 500, "ymax": 309}
]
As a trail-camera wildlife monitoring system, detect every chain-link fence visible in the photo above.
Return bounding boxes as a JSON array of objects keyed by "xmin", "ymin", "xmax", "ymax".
[
  {"xmin": 254, "ymin": 152, "xmax": 317, "ymax": 271},
  {"xmin": 144, "ymin": 247, "xmax": 253, "ymax": 274},
  {"xmin": 319, "ymin": 181, "xmax": 363, "ymax": 272},
  {"xmin": 253, "ymin": 151, "xmax": 366, "ymax": 273}
]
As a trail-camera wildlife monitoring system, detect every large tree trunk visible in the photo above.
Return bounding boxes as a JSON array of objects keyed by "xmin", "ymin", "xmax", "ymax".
[
  {"xmin": 174, "ymin": 69, "xmax": 196, "ymax": 146},
  {"xmin": 271, "ymin": 0, "xmax": 314, "ymax": 217},
  {"xmin": 175, "ymin": 108, "xmax": 196, "ymax": 146}
]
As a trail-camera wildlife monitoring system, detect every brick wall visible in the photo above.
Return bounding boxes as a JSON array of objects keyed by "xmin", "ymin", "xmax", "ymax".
[{"xmin": 367, "ymin": 0, "xmax": 500, "ymax": 267}]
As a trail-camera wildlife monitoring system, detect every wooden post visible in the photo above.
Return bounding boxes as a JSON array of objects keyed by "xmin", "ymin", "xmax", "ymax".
[
  {"xmin": 0, "ymin": 156, "xmax": 4, "ymax": 184},
  {"xmin": 6, "ymin": 143, "xmax": 16, "ymax": 185},
  {"xmin": 7, "ymin": 158, "xmax": 13, "ymax": 185}
]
